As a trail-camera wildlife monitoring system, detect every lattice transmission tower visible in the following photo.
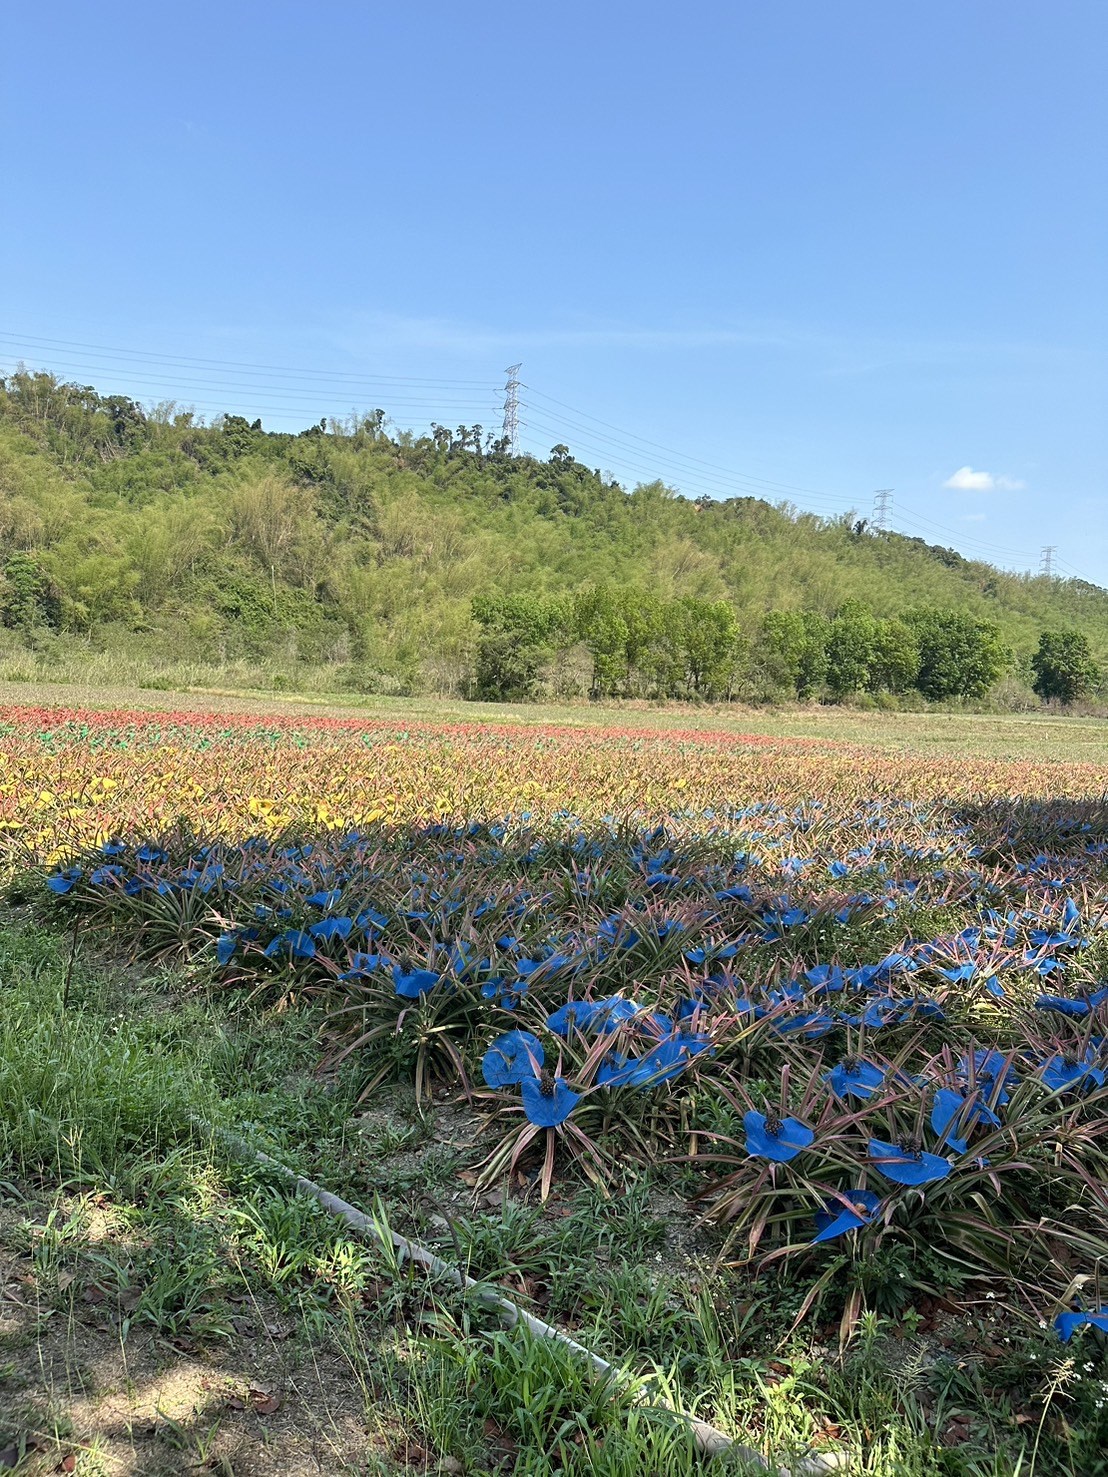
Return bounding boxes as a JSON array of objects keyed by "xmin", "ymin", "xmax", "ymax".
[
  {"xmin": 871, "ymin": 488, "xmax": 893, "ymax": 531},
  {"xmin": 1040, "ymin": 545, "xmax": 1057, "ymax": 578},
  {"xmin": 501, "ymin": 364, "xmax": 522, "ymax": 454}
]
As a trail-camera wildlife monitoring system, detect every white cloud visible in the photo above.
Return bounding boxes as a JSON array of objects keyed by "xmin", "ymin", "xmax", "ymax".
[{"xmin": 943, "ymin": 466, "xmax": 1026, "ymax": 493}]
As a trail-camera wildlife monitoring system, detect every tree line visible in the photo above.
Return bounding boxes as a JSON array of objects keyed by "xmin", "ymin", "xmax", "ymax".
[{"xmin": 472, "ymin": 588, "xmax": 1099, "ymax": 705}]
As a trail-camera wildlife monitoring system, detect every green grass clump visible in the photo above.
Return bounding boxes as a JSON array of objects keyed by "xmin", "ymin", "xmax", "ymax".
[{"xmin": 0, "ymin": 927, "xmax": 215, "ymax": 1193}]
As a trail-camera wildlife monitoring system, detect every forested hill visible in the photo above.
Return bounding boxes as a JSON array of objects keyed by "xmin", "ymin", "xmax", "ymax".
[{"xmin": 0, "ymin": 368, "xmax": 1104, "ymax": 704}]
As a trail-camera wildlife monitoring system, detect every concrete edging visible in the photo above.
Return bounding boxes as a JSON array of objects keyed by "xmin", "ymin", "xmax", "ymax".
[{"xmin": 204, "ymin": 1121, "xmax": 848, "ymax": 1475}]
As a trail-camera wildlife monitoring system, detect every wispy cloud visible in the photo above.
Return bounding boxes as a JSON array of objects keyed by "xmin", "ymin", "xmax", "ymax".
[
  {"xmin": 943, "ymin": 466, "xmax": 1026, "ymax": 493},
  {"xmin": 962, "ymin": 513, "xmax": 987, "ymax": 522},
  {"xmin": 341, "ymin": 311, "xmax": 796, "ymax": 356}
]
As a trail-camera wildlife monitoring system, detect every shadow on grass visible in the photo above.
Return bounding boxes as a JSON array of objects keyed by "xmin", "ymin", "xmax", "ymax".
[{"xmin": 955, "ymin": 793, "xmax": 1108, "ymax": 866}]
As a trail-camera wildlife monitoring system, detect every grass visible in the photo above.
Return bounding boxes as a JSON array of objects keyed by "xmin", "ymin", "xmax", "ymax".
[
  {"xmin": 2, "ymin": 917, "xmax": 1106, "ymax": 1474},
  {"xmin": 2, "ymin": 674, "xmax": 1108, "ymax": 764}
]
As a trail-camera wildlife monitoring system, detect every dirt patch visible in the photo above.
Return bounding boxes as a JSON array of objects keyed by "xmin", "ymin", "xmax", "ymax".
[
  {"xmin": 0, "ymin": 1273, "xmax": 382, "ymax": 1476},
  {"xmin": 0, "ymin": 1193, "xmax": 404, "ymax": 1477}
]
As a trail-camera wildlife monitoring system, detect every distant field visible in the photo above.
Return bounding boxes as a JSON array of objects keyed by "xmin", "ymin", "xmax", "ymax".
[{"xmin": 0, "ymin": 676, "xmax": 1106, "ymax": 764}]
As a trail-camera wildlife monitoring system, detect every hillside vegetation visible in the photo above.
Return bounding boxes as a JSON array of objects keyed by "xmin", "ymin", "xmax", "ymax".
[{"xmin": 1, "ymin": 368, "xmax": 1104, "ymax": 706}]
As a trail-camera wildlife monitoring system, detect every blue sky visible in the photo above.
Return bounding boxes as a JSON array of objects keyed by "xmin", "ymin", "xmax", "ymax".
[{"xmin": 3, "ymin": 1, "xmax": 1105, "ymax": 582}]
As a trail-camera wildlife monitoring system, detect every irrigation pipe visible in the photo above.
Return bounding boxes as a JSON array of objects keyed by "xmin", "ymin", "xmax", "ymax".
[{"xmin": 203, "ymin": 1121, "xmax": 848, "ymax": 1475}]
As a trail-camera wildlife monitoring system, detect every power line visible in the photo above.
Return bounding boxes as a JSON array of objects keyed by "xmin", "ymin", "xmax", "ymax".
[
  {"xmin": 520, "ymin": 391, "xmax": 1052, "ymax": 571},
  {"xmin": 526, "ymin": 398, "xmax": 1046, "ymax": 570},
  {"xmin": 0, "ymin": 358, "xmax": 498, "ymax": 408},
  {"xmin": 518, "ymin": 405, "xmax": 862, "ymax": 511},
  {"xmin": 519, "ymin": 404, "xmax": 1038, "ymax": 573},
  {"xmin": 0, "ymin": 331, "xmax": 1020, "ymax": 545},
  {"xmin": 518, "ymin": 406, "xmax": 1047, "ymax": 573},
  {"xmin": 0, "ymin": 354, "xmax": 499, "ymax": 419},
  {"xmin": 519, "ymin": 386, "xmax": 1059, "ymax": 573},
  {"xmin": 1053, "ymin": 557, "xmax": 1100, "ymax": 585},
  {"xmin": 523, "ymin": 385, "xmax": 852, "ymax": 502},
  {"xmin": 887, "ymin": 502, "xmax": 1040, "ymax": 564},
  {"xmin": 520, "ymin": 397, "xmax": 1039, "ymax": 571},
  {"xmin": 0, "ymin": 331, "xmax": 498, "ymax": 388},
  {"xmin": 521, "ymin": 405, "xmax": 1054, "ymax": 577},
  {"xmin": 516, "ymin": 412, "xmax": 860, "ymax": 518}
]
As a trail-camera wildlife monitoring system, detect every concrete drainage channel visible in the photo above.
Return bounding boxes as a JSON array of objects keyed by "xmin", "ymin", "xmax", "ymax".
[{"xmin": 207, "ymin": 1124, "xmax": 850, "ymax": 1476}]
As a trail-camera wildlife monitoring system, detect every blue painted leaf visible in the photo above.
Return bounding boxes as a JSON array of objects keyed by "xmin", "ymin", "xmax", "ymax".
[
  {"xmin": 825, "ymin": 1058, "xmax": 885, "ymax": 1100},
  {"xmin": 520, "ymin": 1074, "xmax": 580, "ymax": 1127},
  {"xmin": 392, "ymin": 966, "xmax": 440, "ymax": 999},
  {"xmin": 813, "ymin": 1189, "xmax": 881, "ymax": 1243},
  {"xmin": 309, "ymin": 916, "xmax": 353, "ymax": 942},
  {"xmin": 868, "ymin": 1139, "xmax": 950, "ymax": 1185},
  {"xmin": 482, "ymin": 1030, "xmax": 544, "ymax": 1088},
  {"xmin": 743, "ymin": 1111, "xmax": 814, "ymax": 1162},
  {"xmin": 263, "ymin": 929, "xmax": 316, "ymax": 960},
  {"xmin": 46, "ymin": 868, "xmax": 83, "ymax": 895},
  {"xmin": 1055, "ymin": 1309, "xmax": 1108, "ymax": 1341}
]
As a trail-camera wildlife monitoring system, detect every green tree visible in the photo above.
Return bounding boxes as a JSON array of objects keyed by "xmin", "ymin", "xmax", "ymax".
[
  {"xmin": 50, "ymin": 551, "xmax": 141, "ymax": 633},
  {"xmin": 905, "ymin": 608, "xmax": 1009, "ymax": 700},
  {"xmin": 825, "ymin": 601, "xmax": 880, "ymax": 700},
  {"xmin": 757, "ymin": 610, "xmax": 829, "ymax": 699},
  {"xmin": 574, "ymin": 586, "xmax": 631, "ymax": 697},
  {"xmin": 231, "ymin": 473, "xmax": 315, "ymax": 580},
  {"xmin": 128, "ymin": 498, "xmax": 219, "ymax": 606},
  {"xmin": 472, "ymin": 592, "xmax": 571, "ymax": 700},
  {"xmin": 472, "ymin": 629, "xmax": 548, "ymax": 701},
  {"xmin": 0, "ymin": 552, "xmax": 60, "ymax": 632},
  {"xmin": 674, "ymin": 598, "xmax": 743, "ymax": 697},
  {"xmin": 1030, "ymin": 629, "xmax": 1100, "ymax": 704},
  {"xmin": 867, "ymin": 617, "xmax": 920, "ymax": 694},
  {"xmin": 621, "ymin": 593, "xmax": 674, "ymax": 695}
]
